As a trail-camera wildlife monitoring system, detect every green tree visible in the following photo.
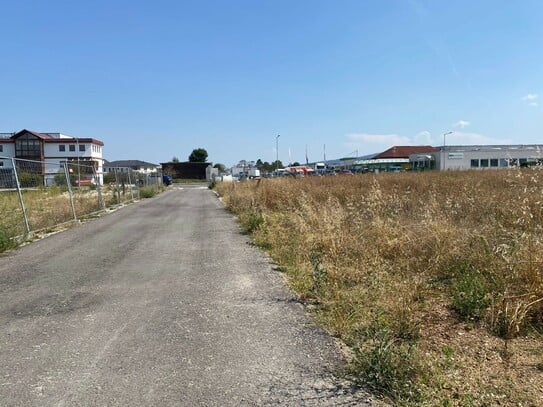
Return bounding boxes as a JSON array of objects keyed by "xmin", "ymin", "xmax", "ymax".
[
  {"xmin": 171, "ymin": 156, "xmax": 180, "ymax": 163},
  {"xmin": 260, "ymin": 161, "xmax": 272, "ymax": 172},
  {"xmin": 213, "ymin": 163, "xmax": 226, "ymax": 172},
  {"xmin": 189, "ymin": 148, "xmax": 208, "ymax": 162}
]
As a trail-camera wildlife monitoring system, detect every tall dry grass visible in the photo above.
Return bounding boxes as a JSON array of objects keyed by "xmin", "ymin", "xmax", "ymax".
[
  {"xmin": 217, "ymin": 169, "xmax": 543, "ymax": 405},
  {"xmin": 0, "ymin": 186, "xmax": 117, "ymax": 250},
  {"xmin": 1, "ymin": 184, "xmax": 163, "ymax": 252}
]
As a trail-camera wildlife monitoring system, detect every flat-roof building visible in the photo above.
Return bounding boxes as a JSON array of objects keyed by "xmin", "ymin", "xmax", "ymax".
[{"xmin": 410, "ymin": 145, "xmax": 543, "ymax": 171}]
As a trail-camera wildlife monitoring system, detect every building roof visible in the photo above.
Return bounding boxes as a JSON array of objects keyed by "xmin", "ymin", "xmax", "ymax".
[
  {"xmin": 12, "ymin": 129, "xmax": 53, "ymax": 140},
  {"xmin": 104, "ymin": 160, "xmax": 159, "ymax": 168},
  {"xmin": 6, "ymin": 129, "xmax": 104, "ymax": 146},
  {"xmin": 374, "ymin": 146, "xmax": 439, "ymax": 159}
]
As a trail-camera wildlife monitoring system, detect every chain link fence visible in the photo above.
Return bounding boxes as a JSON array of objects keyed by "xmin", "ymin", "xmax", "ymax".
[{"xmin": 0, "ymin": 157, "xmax": 163, "ymax": 241}]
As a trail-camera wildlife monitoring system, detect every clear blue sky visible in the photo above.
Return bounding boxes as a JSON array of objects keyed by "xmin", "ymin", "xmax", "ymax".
[{"xmin": 1, "ymin": 0, "xmax": 541, "ymax": 166}]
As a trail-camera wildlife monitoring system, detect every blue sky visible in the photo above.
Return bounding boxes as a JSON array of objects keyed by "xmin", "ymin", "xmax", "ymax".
[{"xmin": 1, "ymin": 0, "xmax": 541, "ymax": 166}]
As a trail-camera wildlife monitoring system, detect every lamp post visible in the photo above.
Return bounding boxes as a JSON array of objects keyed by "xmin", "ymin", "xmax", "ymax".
[
  {"xmin": 275, "ymin": 134, "xmax": 280, "ymax": 170},
  {"xmin": 443, "ymin": 131, "xmax": 453, "ymax": 147}
]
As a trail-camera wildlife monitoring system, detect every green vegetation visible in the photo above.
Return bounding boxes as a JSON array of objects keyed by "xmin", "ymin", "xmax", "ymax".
[
  {"xmin": 217, "ymin": 169, "xmax": 543, "ymax": 406},
  {"xmin": 189, "ymin": 148, "xmax": 208, "ymax": 162},
  {"xmin": 0, "ymin": 228, "xmax": 17, "ymax": 252},
  {"xmin": 139, "ymin": 186, "xmax": 164, "ymax": 198}
]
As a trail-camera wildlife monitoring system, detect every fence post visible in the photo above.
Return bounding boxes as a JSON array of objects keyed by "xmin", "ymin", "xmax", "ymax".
[
  {"xmin": 93, "ymin": 168, "xmax": 105, "ymax": 209},
  {"xmin": 127, "ymin": 170, "xmax": 134, "ymax": 201},
  {"xmin": 64, "ymin": 163, "xmax": 77, "ymax": 221},
  {"xmin": 12, "ymin": 158, "xmax": 30, "ymax": 234},
  {"xmin": 114, "ymin": 168, "xmax": 121, "ymax": 203}
]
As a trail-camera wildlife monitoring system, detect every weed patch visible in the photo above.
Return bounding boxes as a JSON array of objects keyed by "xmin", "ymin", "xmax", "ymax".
[{"xmin": 139, "ymin": 186, "xmax": 157, "ymax": 198}]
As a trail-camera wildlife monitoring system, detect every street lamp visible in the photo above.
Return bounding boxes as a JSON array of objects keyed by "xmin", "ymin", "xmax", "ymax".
[
  {"xmin": 276, "ymin": 134, "xmax": 280, "ymax": 170},
  {"xmin": 443, "ymin": 131, "xmax": 453, "ymax": 147}
]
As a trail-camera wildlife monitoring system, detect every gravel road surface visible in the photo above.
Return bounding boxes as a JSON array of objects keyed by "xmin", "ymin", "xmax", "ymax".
[{"xmin": 0, "ymin": 185, "xmax": 375, "ymax": 406}]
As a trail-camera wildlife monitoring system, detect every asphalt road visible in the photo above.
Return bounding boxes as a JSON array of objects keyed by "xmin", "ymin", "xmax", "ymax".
[{"xmin": 0, "ymin": 185, "xmax": 375, "ymax": 406}]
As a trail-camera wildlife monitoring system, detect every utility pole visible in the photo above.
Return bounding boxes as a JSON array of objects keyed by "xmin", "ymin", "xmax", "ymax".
[{"xmin": 275, "ymin": 134, "xmax": 280, "ymax": 170}]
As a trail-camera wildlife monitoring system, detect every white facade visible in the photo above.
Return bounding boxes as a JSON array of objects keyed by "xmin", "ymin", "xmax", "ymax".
[
  {"xmin": 103, "ymin": 160, "xmax": 159, "ymax": 174},
  {"xmin": 0, "ymin": 143, "xmax": 15, "ymax": 165},
  {"xmin": 410, "ymin": 145, "xmax": 543, "ymax": 171}
]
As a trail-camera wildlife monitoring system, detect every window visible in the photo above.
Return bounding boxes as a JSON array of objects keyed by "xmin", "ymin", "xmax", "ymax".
[
  {"xmin": 15, "ymin": 134, "xmax": 41, "ymax": 158},
  {"xmin": 500, "ymin": 158, "xmax": 509, "ymax": 167},
  {"xmin": 0, "ymin": 145, "xmax": 3, "ymax": 152},
  {"xmin": 480, "ymin": 159, "xmax": 489, "ymax": 168},
  {"xmin": 470, "ymin": 159, "xmax": 479, "ymax": 168},
  {"xmin": 69, "ymin": 145, "xmax": 75, "ymax": 152},
  {"xmin": 490, "ymin": 159, "xmax": 499, "ymax": 167},
  {"xmin": 59, "ymin": 145, "xmax": 65, "ymax": 152},
  {"xmin": 79, "ymin": 144, "xmax": 85, "ymax": 152},
  {"xmin": 0, "ymin": 161, "xmax": 3, "ymax": 167}
]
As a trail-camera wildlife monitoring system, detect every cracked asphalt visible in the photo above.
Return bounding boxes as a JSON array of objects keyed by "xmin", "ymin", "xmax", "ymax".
[{"xmin": 0, "ymin": 185, "xmax": 376, "ymax": 406}]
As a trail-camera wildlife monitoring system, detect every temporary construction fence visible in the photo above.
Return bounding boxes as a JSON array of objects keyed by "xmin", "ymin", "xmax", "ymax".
[{"xmin": 0, "ymin": 156, "xmax": 163, "ymax": 239}]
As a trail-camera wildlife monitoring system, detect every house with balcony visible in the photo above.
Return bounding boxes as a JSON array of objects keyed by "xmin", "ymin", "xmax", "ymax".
[{"xmin": 0, "ymin": 129, "xmax": 104, "ymax": 186}]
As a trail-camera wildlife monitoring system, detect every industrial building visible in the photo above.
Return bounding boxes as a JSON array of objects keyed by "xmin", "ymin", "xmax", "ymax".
[{"xmin": 410, "ymin": 145, "xmax": 543, "ymax": 171}]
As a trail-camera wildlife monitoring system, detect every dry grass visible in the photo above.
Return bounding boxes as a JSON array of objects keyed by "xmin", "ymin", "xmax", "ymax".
[
  {"xmin": 217, "ymin": 169, "xmax": 543, "ymax": 406},
  {"xmin": 0, "ymin": 184, "xmax": 144, "ymax": 252}
]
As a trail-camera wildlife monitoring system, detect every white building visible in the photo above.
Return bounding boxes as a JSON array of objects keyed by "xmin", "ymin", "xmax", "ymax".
[
  {"xmin": 0, "ymin": 129, "xmax": 104, "ymax": 185},
  {"xmin": 410, "ymin": 145, "xmax": 543, "ymax": 171},
  {"xmin": 103, "ymin": 160, "xmax": 159, "ymax": 174}
]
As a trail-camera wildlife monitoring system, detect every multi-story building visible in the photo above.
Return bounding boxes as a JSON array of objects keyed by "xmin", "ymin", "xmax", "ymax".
[{"xmin": 0, "ymin": 129, "xmax": 104, "ymax": 185}]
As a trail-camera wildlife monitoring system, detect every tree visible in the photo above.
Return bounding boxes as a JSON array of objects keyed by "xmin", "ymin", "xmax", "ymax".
[
  {"xmin": 171, "ymin": 156, "xmax": 180, "ymax": 163},
  {"xmin": 256, "ymin": 159, "xmax": 263, "ymax": 169},
  {"xmin": 259, "ymin": 161, "xmax": 273, "ymax": 172},
  {"xmin": 292, "ymin": 161, "xmax": 301, "ymax": 167},
  {"xmin": 189, "ymin": 148, "xmax": 208, "ymax": 163},
  {"xmin": 213, "ymin": 163, "xmax": 226, "ymax": 173}
]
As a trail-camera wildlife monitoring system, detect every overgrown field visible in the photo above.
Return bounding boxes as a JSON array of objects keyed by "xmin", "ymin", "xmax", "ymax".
[{"xmin": 216, "ymin": 170, "xmax": 543, "ymax": 406}]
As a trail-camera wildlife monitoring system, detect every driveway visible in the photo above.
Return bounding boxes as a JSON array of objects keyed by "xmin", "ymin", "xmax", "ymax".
[{"xmin": 0, "ymin": 185, "xmax": 375, "ymax": 406}]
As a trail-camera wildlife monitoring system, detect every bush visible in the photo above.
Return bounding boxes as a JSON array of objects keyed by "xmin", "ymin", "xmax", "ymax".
[
  {"xmin": 451, "ymin": 266, "xmax": 491, "ymax": 321},
  {"xmin": 0, "ymin": 228, "xmax": 16, "ymax": 253},
  {"xmin": 18, "ymin": 172, "xmax": 42, "ymax": 187},
  {"xmin": 103, "ymin": 172, "xmax": 116, "ymax": 184},
  {"xmin": 352, "ymin": 312, "xmax": 426, "ymax": 403},
  {"xmin": 139, "ymin": 187, "xmax": 156, "ymax": 199},
  {"xmin": 239, "ymin": 211, "xmax": 264, "ymax": 233}
]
